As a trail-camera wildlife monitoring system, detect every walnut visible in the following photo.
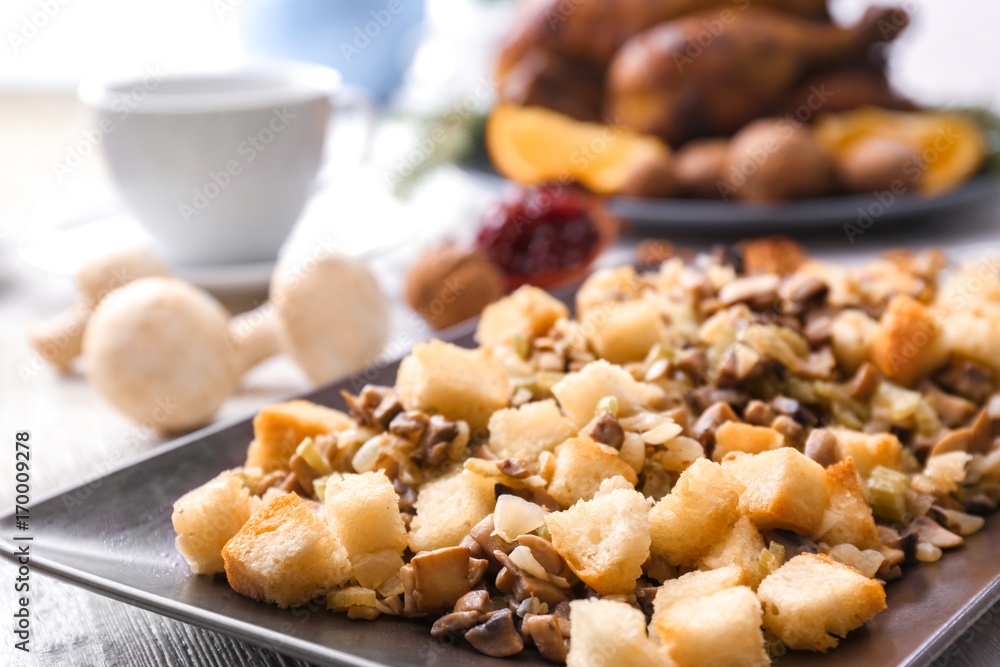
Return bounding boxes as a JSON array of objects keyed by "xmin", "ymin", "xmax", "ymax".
[{"xmin": 405, "ymin": 245, "xmax": 504, "ymax": 330}]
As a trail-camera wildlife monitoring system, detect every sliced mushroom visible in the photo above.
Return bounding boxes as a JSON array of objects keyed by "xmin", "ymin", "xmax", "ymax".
[
  {"xmin": 929, "ymin": 428, "xmax": 973, "ymax": 458},
  {"xmin": 779, "ymin": 274, "xmax": 827, "ymax": 310},
  {"xmin": 402, "ymin": 546, "xmax": 472, "ymax": 614},
  {"xmin": 771, "ymin": 395, "xmax": 818, "ymax": 426},
  {"xmin": 848, "ymin": 362, "xmax": 882, "ymax": 401},
  {"xmin": 804, "ymin": 429, "xmax": 839, "ymax": 467},
  {"xmin": 584, "ymin": 411, "xmax": 625, "ymax": 449},
  {"xmin": 431, "ymin": 610, "xmax": 481, "ymax": 637},
  {"xmin": 935, "ymin": 358, "xmax": 995, "ymax": 403},
  {"xmin": 493, "ymin": 551, "xmax": 570, "ymax": 607},
  {"xmin": 771, "ymin": 415, "xmax": 805, "ymax": 445},
  {"xmin": 920, "ymin": 381, "xmax": 977, "ymax": 428},
  {"xmin": 465, "ymin": 609, "xmax": 524, "ymax": 657},
  {"xmin": 455, "ymin": 589, "xmax": 493, "ymax": 615},
  {"xmin": 522, "ymin": 613, "xmax": 571, "ymax": 663},
  {"xmin": 743, "ymin": 400, "xmax": 775, "ymax": 426},
  {"xmin": 970, "ymin": 408, "xmax": 993, "ymax": 455},
  {"xmin": 516, "ymin": 534, "xmax": 565, "ymax": 576},
  {"xmin": 692, "ymin": 401, "xmax": 739, "ymax": 450},
  {"xmin": 674, "ymin": 346, "xmax": 707, "ymax": 380},
  {"xmin": 904, "ymin": 516, "xmax": 963, "ymax": 549},
  {"xmin": 717, "ymin": 274, "xmax": 781, "ymax": 309},
  {"xmin": 470, "ymin": 515, "xmax": 516, "ymax": 572},
  {"xmin": 342, "ymin": 385, "xmax": 402, "ymax": 429},
  {"xmin": 929, "ymin": 506, "xmax": 985, "ymax": 536}
]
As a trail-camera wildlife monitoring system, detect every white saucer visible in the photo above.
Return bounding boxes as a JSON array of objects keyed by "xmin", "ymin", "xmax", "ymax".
[{"xmin": 16, "ymin": 211, "xmax": 277, "ymax": 292}]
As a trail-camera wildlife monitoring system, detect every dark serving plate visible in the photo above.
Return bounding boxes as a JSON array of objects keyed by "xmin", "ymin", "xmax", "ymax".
[
  {"xmin": 3, "ymin": 327, "xmax": 1000, "ymax": 667},
  {"xmin": 462, "ymin": 165, "xmax": 1000, "ymax": 232}
]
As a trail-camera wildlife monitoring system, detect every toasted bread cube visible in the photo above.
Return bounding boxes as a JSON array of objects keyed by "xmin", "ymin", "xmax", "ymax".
[
  {"xmin": 723, "ymin": 449, "xmax": 830, "ymax": 534},
  {"xmin": 395, "ymin": 340, "xmax": 510, "ymax": 431},
  {"xmin": 247, "ymin": 400, "xmax": 354, "ymax": 472},
  {"xmin": 548, "ymin": 437, "xmax": 638, "ymax": 507},
  {"xmin": 871, "ymin": 295, "xmax": 948, "ymax": 386},
  {"xmin": 323, "ymin": 471, "xmax": 407, "ymax": 561},
  {"xmin": 652, "ymin": 566, "xmax": 742, "ymax": 615},
  {"xmin": 546, "ymin": 488, "xmax": 650, "ymax": 595},
  {"xmin": 829, "ymin": 427, "xmax": 903, "ymax": 478},
  {"xmin": 222, "ymin": 494, "xmax": 350, "ymax": 608},
  {"xmin": 652, "ymin": 586, "xmax": 768, "ymax": 667},
  {"xmin": 813, "ymin": 458, "xmax": 879, "ymax": 550},
  {"xmin": 552, "ymin": 360, "xmax": 666, "ymax": 429},
  {"xmin": 488, "ymin": 399, "xmax": 574, "ymax": 461},
  {"xmin": 711, "ymin": 422, "xmax": 784, "ymax": 462},
  {"xmin": 172, "ymin": 471, "xmax": 260, "ymax": 575},
  {"xmin": 757, "ymin": 553, "xmax": 887, "ymax": 651},
  {"xmin": 650, "ymin": 459, "xmax": 744, "ymax": 566},
  {"xmin": 408, "ymin": 470, "xmax": 496, "ymax": 553},
  {"xmin": 831, "ymin": 309, "xmax": 879, "ymax": 374},
  {"xmin": 584, "ymin": 300, "xmax": 666, "ymax": 364},
  {"xmin": 698, "ymin": 516, "xmax": 767, "ymax": 590},
  {"xmin": 568, "ymin": 598, "xmax": 672, "ymax": 667},
  {"xmin": 476, "ymin": 285, "xmax": 569, "ymax": 348},
  {"xmin": 575, "ymin": 266, "xmax": 641, "ymax": 316}
]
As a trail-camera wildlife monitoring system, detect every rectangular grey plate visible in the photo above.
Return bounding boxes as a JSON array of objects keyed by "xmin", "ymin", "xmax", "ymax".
[{"xmin": 3, "ymin": 328, "xmax": 1000, "ymax": 667}]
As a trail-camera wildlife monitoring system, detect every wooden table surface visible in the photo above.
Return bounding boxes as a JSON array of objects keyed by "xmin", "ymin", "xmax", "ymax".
[{"xmin": 3, "ymin": 93, "xmax": 1000, "ymax": 667}]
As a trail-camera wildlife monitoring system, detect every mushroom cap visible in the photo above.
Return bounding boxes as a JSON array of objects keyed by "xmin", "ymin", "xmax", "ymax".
[
  {"xmin": 77, "ymin": 246, "xmax": 171, "ymax": 305},
  {"xmin": 83, "ymin": 277, "xmax": 238, "ymax": 432},
  {"xmin": 271, "ymin": 251, "xmax": 389, "ymax": 385}
]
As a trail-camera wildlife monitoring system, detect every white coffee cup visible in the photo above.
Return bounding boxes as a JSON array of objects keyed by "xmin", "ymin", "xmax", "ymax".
[{"xmin": 79, "ymin": 63, "xmax": 358, "ymax": 266}]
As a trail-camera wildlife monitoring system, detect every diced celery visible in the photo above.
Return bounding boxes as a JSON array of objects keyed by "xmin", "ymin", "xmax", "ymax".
[
  {"xmin": 512, "ymin": 333, "xmax": 531, "ymax": 361},
  {"xmin": 758, "ymin": 541, "xmax": 786, "ymax": 579},
  {"xmin": 868, "ymin": 466, "xmax": 910, "ymax": 524}
]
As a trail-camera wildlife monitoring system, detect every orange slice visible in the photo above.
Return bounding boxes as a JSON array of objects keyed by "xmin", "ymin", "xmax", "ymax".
[
  {"xmin": 815, "ymin": 107, "xmax": 987, "ymax": 197},
  {"xmin": 486, "ymin": 103, "xmax": 671, "ymax": 195}
]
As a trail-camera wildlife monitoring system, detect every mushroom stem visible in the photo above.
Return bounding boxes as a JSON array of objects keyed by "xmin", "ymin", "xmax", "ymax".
[
  {"xmin": 27, "ymin": 247, "xmax": 170, "ymax": 373},
  {"xmin": 228, "ymin": 309, "xmax": 282, "ymax": 376},
  {"xmin": 27, "ymin": 305, "xmax": 90, "ymax": 372}
]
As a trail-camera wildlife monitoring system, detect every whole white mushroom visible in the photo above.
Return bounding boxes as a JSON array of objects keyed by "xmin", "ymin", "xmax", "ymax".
[
  {"xmin": 268, "ymin": 250, "xmax": 390, "ymax": 384},
  {"xmin": 83, "ymin": 277, "xmax": 239, "ymax": 432},
  {"xmin": 82, "ymin": 251, "xmax": 389, "ymax": 432}
]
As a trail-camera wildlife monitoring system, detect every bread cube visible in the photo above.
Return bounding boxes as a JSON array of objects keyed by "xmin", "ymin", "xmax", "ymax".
[
  {"xmin": 247, "ymin": 400, "xmax": 354, "ymax": 472},
  {"xmin": 652, "ymin": 566, "xmax": 742, "ymax": 615},
  {"xmin": 172, "ymin": 471, "xmax": 260, "ymax": 575},
  {"xmin": 583, "ymin": 300, "xmax": 666, "ymax": 364},
  {"xmin": 488, "ymin": 399, "xmax": 574, "ymax": 461},
  {"xmin": 651, "ymin": 586, "xmax": 768, "ymax": 667},
  {"xmin": 757, "ymin": 553, "xmax": 886, "ymax": 651},
  {"xmin": 395, "ymin": 340, "xmax": 510, "ymax": 431},
  {"xmin": 831, "ymin": 309, "xmax": 879, "ymax": 374},
  {"xmin": 813, "ymin": 458, "xmax": 879, "ymax": 550},
  {"xmin": 723, "ymin": 448, "xmax": 830, "ymax": 534},
  {"xmin": 829, "ymin": 427, "xmax": 903, "ymax": 478},
  {"xmin": 568, "ymin": 598, "xmax": 672, "ymax": 667},
  {"xmin": 222, "ymin": 494, "xmax": 351, "ymax": 608},
  {"xmin": 476, "ymin": 285, "xmax": 569, "ymax": 348},
  {"xmin": 546, "ymin": 488, "xmax": 650, "ymax": 595},
  {"xmin": 552, "ymin": 360, "xmax": 666, "ymax": 429},
  {"xmin": 323, "ymin": 471, "xmax": 407, "ymax": 560},
  {"xmin": 698, "ymin": 516, "xmax": 767, "ymax": 590},
  {"xmin": 575, "ymin": 266, "xmax": 641, "ymax": 316},
  {"xmin": 711, "ymin": 422, "xmax": 784, "ymax": 462},
  {"xmin": 649, "ymin": 459, "xmax": 744, "ymax": 566},
  {"xmin": 871, "ymin": 295, "xmax": 948, "ymax": 386},
  {"xmin": 547, "ymin": 437, "xmax": 638, "ymax": 507},
  {"xmin": 408, "ymin": 470, "xmax": 496, "ymax": 553}
]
